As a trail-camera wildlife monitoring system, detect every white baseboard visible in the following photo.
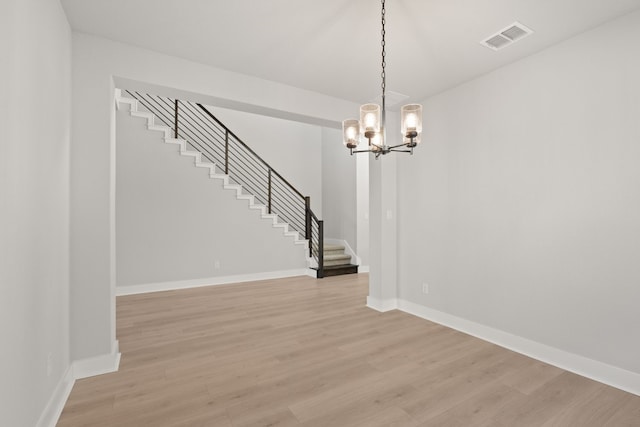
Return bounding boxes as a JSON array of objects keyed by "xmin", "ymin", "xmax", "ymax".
[
  {"xmin": 397, "ymin": 299, "xmax": 640, "ymax": 397},
  {"xmin": 36, "ymin": 341, "xmax": 121, "ymax": 427},
  {"xmin": 366, "ymin": 296, "xmax": 398, "ymax": 312},
  {"xmin": 358, "ymin": 265, "xmax": 370, "ymax": 273},
  {"xmin": 72, "ymin": 340, "xmax": 121, "ymax": 379},
  {"xmin": 116, "ymin": 269, "xmax": 309, "ymax": 296},
  {"xmin": 36, "ymin": 366, "xmax": 75, "ymax": 427}
]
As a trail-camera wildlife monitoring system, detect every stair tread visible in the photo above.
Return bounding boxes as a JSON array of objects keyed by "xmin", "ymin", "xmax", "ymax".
[
  {"xmin": 312, "ymin": 264, "xmax": 358, "ymax": 270},
  {"xmin": 322, "ymin": 263, "xmax": 359, "ymax": 270}
]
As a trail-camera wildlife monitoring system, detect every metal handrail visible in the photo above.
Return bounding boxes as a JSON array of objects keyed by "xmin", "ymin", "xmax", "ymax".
[
  {"xmin": 125, "ymin": 90, "xmax": 325, "ymax": 277},
  {"xmin": 195, "ymin": 104, "xmax": 306, "ymax": 200}
]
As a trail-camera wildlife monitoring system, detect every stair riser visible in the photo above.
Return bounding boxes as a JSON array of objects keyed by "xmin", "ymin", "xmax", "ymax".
[
  {"xmin": 324, "ymin": 260, "xmax": 352, "ymax": 267},
  {"xmin": 324, "ymin": 249, "xmax": 345, "ymax": 256},
  {"xmin": 319, "ymin": 265, "xmax": 359, "ymax": 278}
]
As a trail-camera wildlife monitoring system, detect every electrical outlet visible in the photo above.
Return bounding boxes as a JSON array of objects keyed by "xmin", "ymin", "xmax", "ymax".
[
  {"xmin": 214, "ymin": 260, "xmax": 220, "ymax": 269},
  {"xmin": 422, "ymin": 283, "xmax": 429, "ymax": 294}
]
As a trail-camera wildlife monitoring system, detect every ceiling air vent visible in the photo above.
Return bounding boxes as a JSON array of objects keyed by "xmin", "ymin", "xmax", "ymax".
[{"xmin": 481, "ymin": 22, "xmax": 533, "ymax": 51}]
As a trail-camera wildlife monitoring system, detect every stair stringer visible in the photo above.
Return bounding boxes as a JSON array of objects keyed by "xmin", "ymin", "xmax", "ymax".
[{"xmin": 115, "ymin": 90, "xmax": 312, "ymax": 264}]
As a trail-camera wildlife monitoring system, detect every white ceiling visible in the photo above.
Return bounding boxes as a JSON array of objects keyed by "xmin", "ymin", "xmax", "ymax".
[{"xmin": 61, "ymin": 0, "xmax": 640, "ymax": 105}]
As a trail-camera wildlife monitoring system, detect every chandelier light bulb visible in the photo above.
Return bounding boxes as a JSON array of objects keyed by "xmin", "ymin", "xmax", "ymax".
[
  {"xmin": 342, "ymin": 119, "xmax": 360, "ymax": 149},
  {"xmin": 405, "ymin": 113, "xmax": 417, "ymax": 130},
  {"xmin": 359, "ymin": 104, "xmax": 381, "ymax": 139},
  {"xmin": 370, "ymin": 132, "xmax": 383, "ymax": 148},
  {"xmin": 365, "ymin": 113, "xmax": 376, "ymax": 129},
  {"xmin": 401, "ymin": 104, "xmax": 423, "ymax": 136}
]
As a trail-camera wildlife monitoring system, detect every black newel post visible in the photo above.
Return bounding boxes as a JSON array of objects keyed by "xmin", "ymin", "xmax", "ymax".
[
  {"xmin": 174, "ymin": 99, "xmax": 179, "ymax": 138},
  {"xmin": 318, "ymin": 220, "xmax": 324, "ymax": 278},
  {"xmin": 268, "ymin": 169, "xmax": 272, "ymax": 214}
]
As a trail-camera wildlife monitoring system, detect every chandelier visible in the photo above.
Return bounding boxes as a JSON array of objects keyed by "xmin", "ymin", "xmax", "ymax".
[{"xmin": 343, "ymin": 0, "xmax": 423, "ymax": 158}]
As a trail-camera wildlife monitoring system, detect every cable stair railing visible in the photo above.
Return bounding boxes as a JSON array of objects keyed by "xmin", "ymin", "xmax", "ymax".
[{"xmin": 122, "ymin": 90, "xmax": 326, "ymax": 278}]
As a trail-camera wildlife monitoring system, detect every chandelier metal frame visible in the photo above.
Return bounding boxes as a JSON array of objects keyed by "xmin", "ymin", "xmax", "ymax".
[{"xmin": 343, "ymin": 0, "xmax": 423, "ymax": 159}]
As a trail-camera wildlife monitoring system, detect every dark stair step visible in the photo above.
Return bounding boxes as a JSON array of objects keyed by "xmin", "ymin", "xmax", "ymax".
[{"xmin": 314, "ymin": 264, "xmax": 359, "ymax": 278}]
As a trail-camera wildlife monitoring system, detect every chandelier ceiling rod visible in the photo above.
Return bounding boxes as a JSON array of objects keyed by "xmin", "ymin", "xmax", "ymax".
[
  {"xmin": 380, "ymin": 0, "xmax": 386, "ymax": 132},
  {"xmin": 342, "ymin": 0, "xmax": 423, "ymax": 158}
]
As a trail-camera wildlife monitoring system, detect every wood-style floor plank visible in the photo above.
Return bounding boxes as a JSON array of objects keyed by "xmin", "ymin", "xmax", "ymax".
[{"xmin": 57, "ymin": 274, "xmax": 640, "ymax": 426}]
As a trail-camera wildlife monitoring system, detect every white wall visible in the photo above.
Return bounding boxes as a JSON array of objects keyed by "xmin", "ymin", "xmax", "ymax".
[
  {"xmin": 321, "ymin": 128, "xmax": 357, "ymax": 248},
  {"xmin": 208, "ymin": 106, "xmax": 323, "ymax": 216},
  {"xmin": 356, "ymin": 153, "xmax": 370, "ymax": 267},
  {"xmin": 397, "ymin": 9, "xmax": 640, "ymax": 377},
  {"xmin": 70, "ymin": 33, "xmax": 359, "ymax": 362},
  {"xmin": 116, "ymin": 109, "xmax": 307, "ymax": 288},
  {"xmin": 368, "ymin": 115, "xmax": 400, "ymax": 309},
  {"xmin": 0, "ymin": 0, "xmax": 71, "ymax": 425}
]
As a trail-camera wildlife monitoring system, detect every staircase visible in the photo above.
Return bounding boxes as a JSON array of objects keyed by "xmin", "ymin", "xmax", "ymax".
[
  {"xmin": 115, "ymin": 89, "xmax": 358, "ymax": 278},
  {"xmin": 321, "ymin": 244, "xmax": 359, "ymax": 277}
]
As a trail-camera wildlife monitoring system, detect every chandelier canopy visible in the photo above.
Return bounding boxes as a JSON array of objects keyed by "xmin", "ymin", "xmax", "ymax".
[{"xmin": 343, "ymin": 0, "xmax": 423, "ymax": 158}]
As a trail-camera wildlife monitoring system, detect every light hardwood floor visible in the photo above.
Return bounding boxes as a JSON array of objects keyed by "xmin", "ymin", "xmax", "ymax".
[{"xmin": 58, "ymin": 274, "xmax": 640, "ymax": 426}]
